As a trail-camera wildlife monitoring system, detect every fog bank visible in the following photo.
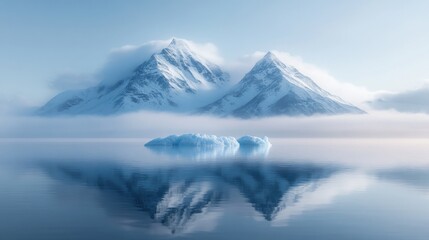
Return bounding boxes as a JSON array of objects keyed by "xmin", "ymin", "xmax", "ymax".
[{"xmin": 1, "ymin": 111, "xmax": 429, "ymax": 139}]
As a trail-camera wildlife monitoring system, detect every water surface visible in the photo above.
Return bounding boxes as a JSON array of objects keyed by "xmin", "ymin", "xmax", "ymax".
[{"xmin": 1, "ymin": 138, "xmax": 429, "ymax": 239}]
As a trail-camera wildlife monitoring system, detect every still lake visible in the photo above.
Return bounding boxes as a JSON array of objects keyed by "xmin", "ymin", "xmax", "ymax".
[{"xmin": 1, "ymin": 138, "xmax": 429, "ymax": 240}]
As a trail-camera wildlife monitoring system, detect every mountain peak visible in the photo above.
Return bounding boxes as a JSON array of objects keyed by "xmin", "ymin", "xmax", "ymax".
[
  {"xmin": 249, "ymin": 51, "xmax": 284, "ymax": 74},
  {"xmin": 168, "ymin": 38, "xmax": 190, "ymax": 50},
  {"xmin": 200, "ymin": 51, "xmax": 364, "ymax": 118},
  {"xmin": 264, "ymin": 51, "xmax": 276, "ymax": 58},
  {"xmin": 261, "ymin": 51, "xmax": 282, "ymax": 64}
]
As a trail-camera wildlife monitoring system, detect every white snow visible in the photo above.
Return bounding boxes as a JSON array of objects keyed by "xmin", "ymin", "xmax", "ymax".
[
  {"xmin": 145, "ymin": 134, "xmax": 271, "ymax": 149},
  {"xmin": 39, "ymin": 40, "xmax": 361, "ymax": 117},
  {"xmin": 39, "ymin": 38, "xmax": 229, "ymax": 115}
]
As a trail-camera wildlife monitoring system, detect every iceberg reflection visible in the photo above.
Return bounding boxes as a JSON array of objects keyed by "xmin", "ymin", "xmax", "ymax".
[
  {"xmin": 145, "ymin": 145, "xmax": 240, "ymax": 160},
  {"xmin": 238, "ymin": 145, "xmax": 271, "ymax": 158},
  {"xmin": 146, "ymin": 144, "xmax": 271, "ymax": 160}
]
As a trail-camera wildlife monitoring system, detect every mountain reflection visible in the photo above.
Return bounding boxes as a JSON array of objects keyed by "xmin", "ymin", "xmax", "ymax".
[{"xmin": 39, "ymin": 160, "xmax": 370, "ymax": 234}]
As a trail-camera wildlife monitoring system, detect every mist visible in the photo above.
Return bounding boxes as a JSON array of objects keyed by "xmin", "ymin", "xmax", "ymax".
[
  {"xmin": 1, "ymin": 110, "xmax": 429, "ymax": 139},
  {"xmin": 369, "ymin": 85, "xmax": 429, "ymax": 114}
]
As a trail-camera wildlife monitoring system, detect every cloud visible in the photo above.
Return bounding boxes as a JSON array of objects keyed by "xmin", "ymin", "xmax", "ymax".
[
  {"xmin": 182, "ymin": 39, "xmax": 223, "ymax": 65},
  {"xmin": 369, "ymin": 84, "xmax": 429, "ymax": 113},
  {"xmin": 2, "ymin": 110, "xmax": 429, "ymax": 139},
  {"xmin": 223, "ymin": 51, "xmax": 265, "ymax": 83},
  {"xmin": 97, "ymin": 39, "xmax": 171, "ymax": 86},
  {"xmin": 49, "ymin": 38, "xmax": 224, "ymax": 91},
  {"xmin": 48, "ymin": 40, "xmax": 169, "ymax": 91},
  {"xmin": 0, "ymin": 95, "xmax": 37, "ymax": 114}
]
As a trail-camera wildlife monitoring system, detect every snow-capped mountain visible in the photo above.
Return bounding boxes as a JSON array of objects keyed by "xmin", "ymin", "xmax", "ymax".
[
  {"xmin": 200, "ymin": 52, "xmax": 364, "ymax": 118},
  {"xmin": 38, "ymin": 39, "xmax": 363, "ymax": 117},
  {"xmin": 38, "ymin": 38, "xmax": 229, "ymax": 115}
]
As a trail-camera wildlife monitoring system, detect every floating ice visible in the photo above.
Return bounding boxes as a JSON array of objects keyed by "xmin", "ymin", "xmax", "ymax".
[
  {"xmin": 145, "ymin": 133, "xmax": 239, "ymax": 148},
  {"xmin": 145, "ymin": 134, "xmax": 271, "ymax": 148},
  {"xmin": 237, "ymin": 135, "xmax": 271, "ymax": 147},
  {"xmin": 145, "ymin": 134, "xmax": 241, "ymax": 160}
]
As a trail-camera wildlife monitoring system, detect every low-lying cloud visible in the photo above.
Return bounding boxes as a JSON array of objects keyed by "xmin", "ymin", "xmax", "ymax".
[
  {"xmin": 0, "ymin": 95, "xmax": 37, "ymax": 115},
  {"xmin": 2, "ymin": 111, "xmax": 429, "ymax": 139},
  {"xmin": 369, "ymin": 84, "xmax": 429, "ymax": 113}
]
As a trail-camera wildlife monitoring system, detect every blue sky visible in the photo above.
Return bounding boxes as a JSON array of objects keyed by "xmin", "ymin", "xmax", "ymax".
[{"xmin": 1, "ymin": 0, "xmax": 429, "ymax": 106}]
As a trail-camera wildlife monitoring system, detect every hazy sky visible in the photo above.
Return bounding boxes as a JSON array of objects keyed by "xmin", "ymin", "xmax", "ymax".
[{"xmin": 1, "ymin": 0, "xmax": 429, "ymax": 106}]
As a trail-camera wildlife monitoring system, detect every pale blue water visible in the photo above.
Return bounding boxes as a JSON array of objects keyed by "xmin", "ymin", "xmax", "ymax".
[{"xmin": 1, "ymin": 138, "xmax": 429, "ymax": 240}]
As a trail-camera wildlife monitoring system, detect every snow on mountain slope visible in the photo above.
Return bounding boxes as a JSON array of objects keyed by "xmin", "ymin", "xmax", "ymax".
[
  {"xmin": 200, "ymin": 52, "xmax": 364, "ymax": 118},
  {"xmin": 38, "ymin": 38, "xmax": 230, "ymax": 115}
]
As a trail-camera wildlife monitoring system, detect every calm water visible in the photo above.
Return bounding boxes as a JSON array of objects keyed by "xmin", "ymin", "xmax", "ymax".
[{"xmin": 1, "ymin": 138, "xmax": 429, "ymax": 240}]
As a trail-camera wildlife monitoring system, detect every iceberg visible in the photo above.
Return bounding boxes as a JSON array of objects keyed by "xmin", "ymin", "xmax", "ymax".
[
  {"xmin": 237, "ymin": 136, "xmax": 271, "ymax": 158},
  {"xmin": 145, "ymin": 134, "xmax": 239, "ymax": 148},
  {"xmin": 237, "ymin": 136, "xmax": 271, "ymax": 147}
]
